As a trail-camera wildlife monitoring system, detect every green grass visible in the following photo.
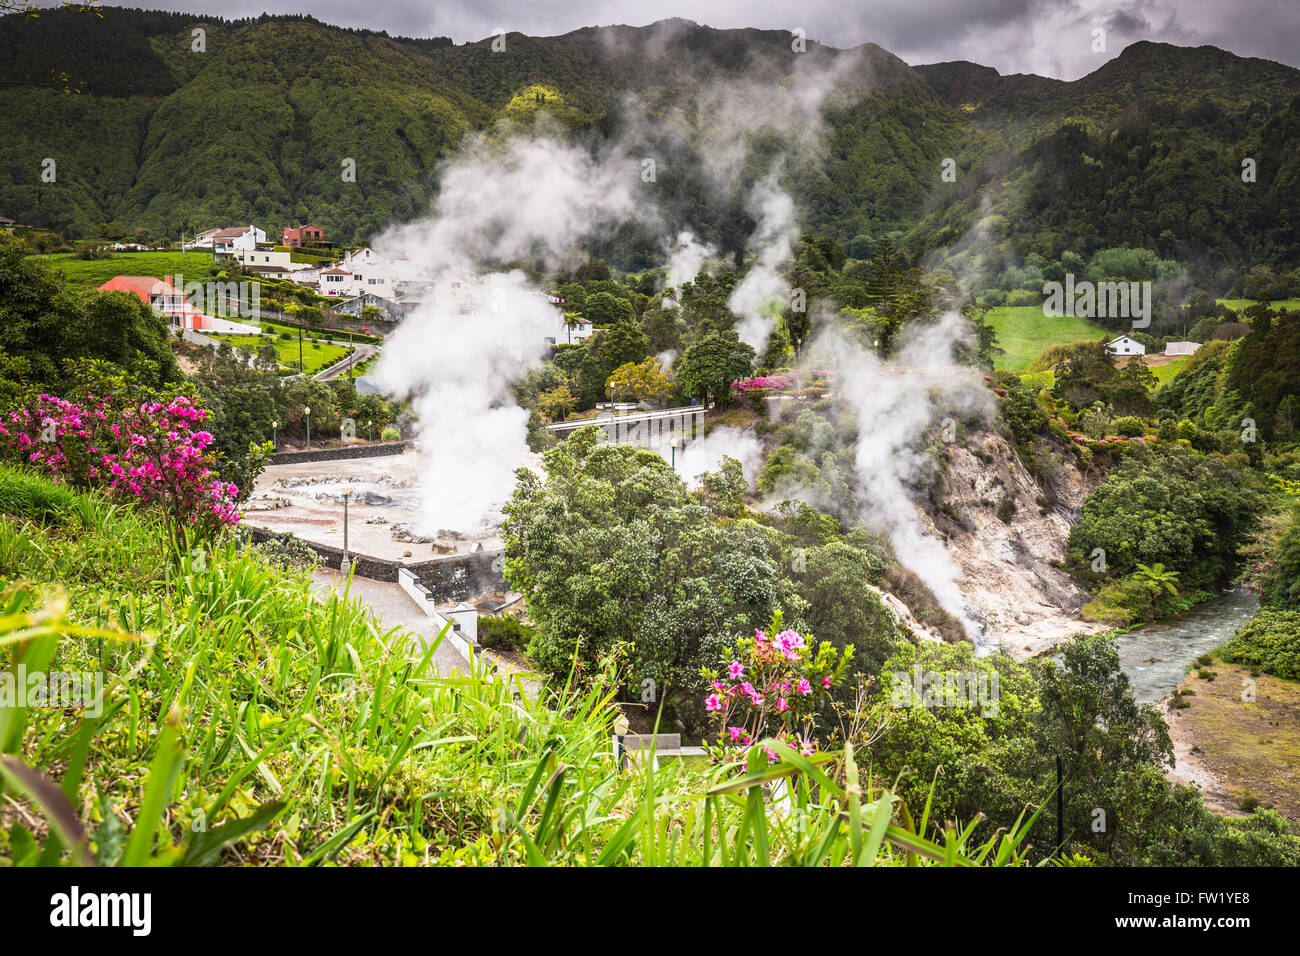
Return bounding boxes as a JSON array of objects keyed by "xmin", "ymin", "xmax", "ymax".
[
  {"xmin": 0, "ymin": 468, "xmax": 80, "ymax": 522},
  {"xmin": 987, "ymin": 306, "xmax": 1109, "ymax": 372},
  {"xmin": 1149, "ymin": 358, "xmax": 1188, "ymax": 386},
  {"xmin": 0, "ymin": 466, "xmax": 1040, "ymax": 867},
  {"xmin": 35, "ymin": 251, "xmax": 221, "ymax": 288},
  {"xmin": 204, "ymin": 332, "xmax": 351, "ymax": 374}
]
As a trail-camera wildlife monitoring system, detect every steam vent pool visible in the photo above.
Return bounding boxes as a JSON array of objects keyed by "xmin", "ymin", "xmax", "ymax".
[{"xmin": 243, "ymin": 451, "xmax": 505, "ymax": 563}]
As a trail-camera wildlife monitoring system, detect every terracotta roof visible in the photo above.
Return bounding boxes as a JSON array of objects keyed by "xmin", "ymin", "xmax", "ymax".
[{"xmin": 98, "ymin": 275, "xmax": 179, "ymax": 296}]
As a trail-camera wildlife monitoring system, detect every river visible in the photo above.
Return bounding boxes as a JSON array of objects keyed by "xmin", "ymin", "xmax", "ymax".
[{"xmin": 1114, "ymin": 589, "xmax": 1259, "ymax": 703}]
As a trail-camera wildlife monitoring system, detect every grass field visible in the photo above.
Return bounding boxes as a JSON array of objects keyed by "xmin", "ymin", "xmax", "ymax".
[
  {"xmin": 204, "ymin": 331, "xmax": 351, "ymax": 374},
  {"xmin": 987, "ymin": 306, "xmax": 1108, "ymax": 371},
  {"xmin": 1149, "ymin": 358, "xmax": 1188, "ymax": 385},
  {"xmin": 36, "ymin": 251, "xmax": 222, "ymax": 287}
]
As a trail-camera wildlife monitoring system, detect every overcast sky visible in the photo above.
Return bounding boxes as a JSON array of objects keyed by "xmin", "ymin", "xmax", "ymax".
[{"xmin": 107, "ymin": 0, "xmax": 1300, "ymax": 80}]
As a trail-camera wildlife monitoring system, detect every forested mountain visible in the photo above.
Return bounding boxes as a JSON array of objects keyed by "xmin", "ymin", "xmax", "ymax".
[{"xmin": 2, "ymin": 8, "xmax": 1298, "ymax": 268}]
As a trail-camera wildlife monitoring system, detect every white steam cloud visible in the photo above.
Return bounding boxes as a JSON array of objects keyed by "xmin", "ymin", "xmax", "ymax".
[
  {"xmin": 729, "ymin": 170, "xmax": 797, "ymax": 349},
  {"xmin": 810, "ymin": 313, "xmax": 995, "ymax": 637},
  {"xmin": 372, "ymin": 129, "xmax": 648, "ymax": 533},
  {"xmin": 665, "ymin": 229, "xmax": 715, "ymax": 290}
]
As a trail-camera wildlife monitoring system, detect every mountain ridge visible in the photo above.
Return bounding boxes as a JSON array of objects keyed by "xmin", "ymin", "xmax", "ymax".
[{"xmin": 2, "ymin": 8, "xmax": 1297, "ymax": 267}]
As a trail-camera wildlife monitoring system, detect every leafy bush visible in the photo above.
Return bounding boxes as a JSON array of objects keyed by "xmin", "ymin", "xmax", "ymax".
[
  {"xmin": 380, "ymin": 426, "xmax": 400, "ymax": 442},
  {"xmin": 1261, "ymin": 507, "xmax": 1300, "ymax": 609},
  {"xmin": 1111, "ymin": 416, "xmax": 1146, "ymax": 437},
  {"xmin": 1219, "ymin": 610, "xmax": 1300, "ymax": 679},
  {"xmin": 477, "ymin": 615, "xmax": 535, "ymax": 651},
  {"xmin": 1067, "ymin": 444, "xmax": 1262, "ymax": 587}
]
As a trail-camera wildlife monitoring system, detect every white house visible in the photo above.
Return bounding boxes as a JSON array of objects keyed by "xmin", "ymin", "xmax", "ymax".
[
  {"xmin": 1106, "ymin": 335, "xmax": 1146, "ymax": 356},
  {"xmin": 1164, "ymin": 341, "xmax": 1202, "ymax": 356},
  {"xmin": 184, "ymin": 225, "xmax": 266, "ymax": 254},
  {"xmin": 546, "ymin": 315, "xmax": 594, "ymax": 345},
  {"xmin": 318, "ymin": 266, "xmax": 354, "ymax": 296},
  {"xmin": 431, "ymin": 273, "xmax": 480, "ymax": 313},
  {"xmin": 317, "ymin": 260, "xmax": 399, "ymax": 299}
]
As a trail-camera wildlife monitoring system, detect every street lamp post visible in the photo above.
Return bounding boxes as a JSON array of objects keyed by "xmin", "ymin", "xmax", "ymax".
[
  {"xmin": 366, "ymin": 419, "xmax": 373, "ymax": 443},
  {"xmin": 340, "ymin": 485, "xmax": 352, "ymax": 576},
  {"xmin": 271, "ymin": 420, "xmax": 278, "ymax": 452},
  {"xmin": 304, "ymin": 405, "xmax": 311, "ymax": 451}
]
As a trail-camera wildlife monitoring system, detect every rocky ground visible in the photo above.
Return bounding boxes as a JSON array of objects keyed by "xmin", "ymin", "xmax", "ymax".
[{"xmin": 929, "ymin": 428, "xmax": 1109, "ymax": 659}]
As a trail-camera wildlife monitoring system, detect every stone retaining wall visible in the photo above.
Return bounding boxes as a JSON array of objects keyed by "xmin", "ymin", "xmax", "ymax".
[
  {"xmin": 268, "ymin": 440, "xmax": 410, "ymax": 465},
  {"xmin": 245, "ymin": 525, "xmax": 505, "ymax": 602}
]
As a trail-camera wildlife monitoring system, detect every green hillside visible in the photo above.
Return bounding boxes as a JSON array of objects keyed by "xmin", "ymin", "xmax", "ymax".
[{"xmin": 2, "ymin": 9, "xmax": 1299, "ymax": 272}]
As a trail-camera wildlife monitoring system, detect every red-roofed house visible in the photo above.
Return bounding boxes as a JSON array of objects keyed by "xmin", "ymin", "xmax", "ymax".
[
  {"xmin": 98, "ymin": 274, "xmax": 260, "ymax": 333},
  {"xmin": 282, "ymin": 223, "xmax": 325, "ymax": 248},
  {"xmin": 98, "ymin": 274, "xmax": 208, "ymax": 330},
  {"xmin": 99, "ymin": 274, "xmax": 200, "ymax": 328},
  {"xmin": 318, "ymin": 266, "xmax": 351, "ymax": 295}
]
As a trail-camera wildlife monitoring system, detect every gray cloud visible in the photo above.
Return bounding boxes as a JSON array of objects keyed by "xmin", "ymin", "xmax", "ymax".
[{"xmin": 113, "ymin": 0, "xmax": 1300, "ymax": 79}]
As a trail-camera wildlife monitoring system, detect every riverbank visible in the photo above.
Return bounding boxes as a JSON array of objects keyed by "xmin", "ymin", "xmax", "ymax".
[{"xmin": 1163, "ymin": 661, "xmax": 1300, "ymax": 825}]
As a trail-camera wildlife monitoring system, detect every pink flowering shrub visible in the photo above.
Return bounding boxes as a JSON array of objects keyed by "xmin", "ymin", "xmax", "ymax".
[
  {"xmin": 0, "ymin": 391, "xmax": 239, "ymax": 537},
  {"xmin": 733, "ymin": 370, "xmax": 833, "ymax": 395},
  {"xmin": 701, "ymin": 610, "xmax": 851, "ymax": 762},
  {"xmin": 734, "ymin": 374, "xmax": 795, "ymax": 393}
]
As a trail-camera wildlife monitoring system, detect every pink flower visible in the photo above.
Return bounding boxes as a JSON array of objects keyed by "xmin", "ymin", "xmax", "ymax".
[
  {"xmin": 797, "ymin": 678, "xmax": 812, "ymax": 695},
  {"xmin": 705, "ymin": 694, "xmax": 722, "ymax": 712},
  {"xmin": 821, "ymin": 675, "xmax": 832, "ymax": 688},
  {"xmin": 728, "ymin": 660, "xmax": 744, "ymax": 680}
]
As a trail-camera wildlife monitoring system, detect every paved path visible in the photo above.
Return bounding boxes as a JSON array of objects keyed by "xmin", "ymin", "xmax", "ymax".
[
  {"xmin": 310, "ymin": 568, "xmax": 469, "ymax": 676},
  {"xmin": 314, "ymin": 343, "xmax": 379, "ymax": 381}
]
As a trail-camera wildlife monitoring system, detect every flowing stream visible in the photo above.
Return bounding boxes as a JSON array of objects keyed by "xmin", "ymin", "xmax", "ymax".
[{"xmin": 1114, "ymin": 589, "xmax": 1259, "ymax": 703}]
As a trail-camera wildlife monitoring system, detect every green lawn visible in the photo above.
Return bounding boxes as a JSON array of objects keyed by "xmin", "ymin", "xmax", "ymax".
[
  {"xmin": 203, "ymin": 331, "xmax": 351, "ymax": 374},
  {"xmin": 987, "ymin": 306, "xmax": 1109, "ymax": 371},
  {"xmin": 35, "ymin": 251, "xmax": 221, "ymax": 287},
  {"xmin": 1149, "ymin": 358, "xmax": 1188, "ymax": 386}
]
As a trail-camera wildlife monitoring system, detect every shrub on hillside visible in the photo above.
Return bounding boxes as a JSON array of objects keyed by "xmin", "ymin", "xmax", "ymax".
[
  {"xmin": 1219, "ymin": 610, "xmax": 1300, "ymax": 679},
  {"xmin": 477, "ymin": 615, "xmax": 534, "ymax": 651},
  {"xmin": 1111, "ymin": 416, "xmax": 1146, "ymax": 437}
]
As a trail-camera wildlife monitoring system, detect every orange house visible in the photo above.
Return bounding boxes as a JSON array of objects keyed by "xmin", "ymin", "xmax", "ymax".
[{"xmin": 98, "ymin": 274, "xmax": 206, "ymax": 330}]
